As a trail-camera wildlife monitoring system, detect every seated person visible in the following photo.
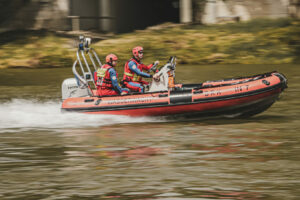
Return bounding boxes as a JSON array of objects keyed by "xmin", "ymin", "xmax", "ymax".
[
  {"xmin": 122, "ymin": 46, "xmax": 159, "ymax": 93},
  {"xmin": 96, "ymin": 54, "xmax": 129, "ymax": 96}
]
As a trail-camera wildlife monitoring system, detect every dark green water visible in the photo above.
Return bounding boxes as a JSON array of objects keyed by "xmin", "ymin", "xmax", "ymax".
[{"xmin": 0, "ymin": 64, "xmax": 299, "ymax": 200}]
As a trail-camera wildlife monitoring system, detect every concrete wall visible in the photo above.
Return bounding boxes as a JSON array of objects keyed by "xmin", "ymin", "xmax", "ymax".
[
  {"xmin": 69, "ymin": 0, "xmax": 99, "ymax": 31},
  {"xmin": 226, "ymin": 0, "xmax": 289, "ymax": 18},
  {"xmin": 289, "ymin": 0, "xmax": 300, "ymax": 18},
  {"xmin": 0, "ymin": 0, "xmax": 179, "ymax": 33},
  {"xmin": 202, "ymin": 0, "xmax": 292, "ymax": 24},
  {"xmin": 1, "ymin": 0, "xmax": 299, "ymax": 32},
  {"xmin": 34, "ymin": 0, "xmax": 69, "ymax": 30},
  {"xmin": 113, "ymin": 0, "xmax": 179, "ymax": 33},
  {"xmin": 0, "ymin": 0, "xmax": 70, "ymax": 31}
]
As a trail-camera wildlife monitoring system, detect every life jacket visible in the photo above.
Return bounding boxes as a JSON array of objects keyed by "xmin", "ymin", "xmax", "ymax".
[
  {"xmin": 96, "ymin": 64, "xmax": 116, "ymax": 89},
  {"xmin": 123, "ymin": 58, "xmax": 143, "ymax": 82}
]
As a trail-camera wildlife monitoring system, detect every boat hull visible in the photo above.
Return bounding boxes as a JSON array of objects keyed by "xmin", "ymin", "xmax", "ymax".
[{"xmin": 61, "ymin": 72, "xmax": 287, "ymax": 118}]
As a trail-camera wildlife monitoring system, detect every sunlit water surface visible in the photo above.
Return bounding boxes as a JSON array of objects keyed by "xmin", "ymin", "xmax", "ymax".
[{"xmin": 0, "ymin": 64, "xmax": 299, "ymax": 200}]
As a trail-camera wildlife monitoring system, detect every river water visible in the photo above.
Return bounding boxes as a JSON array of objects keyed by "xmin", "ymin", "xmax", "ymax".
[{"xmin": 0, "ymin": 64, "xmax": 299, "ymax": 200}]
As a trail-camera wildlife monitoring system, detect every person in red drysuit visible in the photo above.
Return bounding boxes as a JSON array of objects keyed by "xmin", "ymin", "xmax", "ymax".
[
  {"xmin": 96, "ymin": 54, "xmax": 129, "ymax": 96},
  {"xmin": 122, "ymin": 46, "xmax": 159, "ymax": 93}
]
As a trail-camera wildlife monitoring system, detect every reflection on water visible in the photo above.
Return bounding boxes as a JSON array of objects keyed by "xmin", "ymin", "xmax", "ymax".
[{"xmin": 0, "ymin": 64, "xmax": 299, "ymax": 199}]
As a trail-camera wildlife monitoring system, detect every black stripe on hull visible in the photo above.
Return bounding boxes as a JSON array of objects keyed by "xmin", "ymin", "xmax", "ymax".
[{"xmin": 170, "ymin": 89, "xmax": 192, "ymax": 104}]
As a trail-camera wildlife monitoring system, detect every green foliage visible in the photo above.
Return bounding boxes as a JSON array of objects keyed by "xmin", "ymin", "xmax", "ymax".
[
  {"xmin": 0, "ymin": 31, "xmax": 74, "ymax": 68},
  {"xmin": 188, "ymin": 18, "xmax": 293, "ymax": 34},
  {"xmin": 0, "ymin": 18, "xmax": 299, "ymax": 69}
]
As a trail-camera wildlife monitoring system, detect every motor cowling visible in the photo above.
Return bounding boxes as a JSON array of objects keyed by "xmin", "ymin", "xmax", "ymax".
[{"xmin": 61, "ymin": 78, "xmax": 89, "ymax": 100}]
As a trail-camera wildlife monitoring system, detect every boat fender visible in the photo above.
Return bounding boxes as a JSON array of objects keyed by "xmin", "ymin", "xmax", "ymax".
[
  {"xmin": 84, "ymin": 99, "xmax": 95, "ymax": 103},
  {"xmin": 159, "ymin": 94, "xmax": 168, "ymax": 98},
  {"xmin": 262, "ymin": 80, "xmax": 270, "ymax": 86},
  {"xmin": 202, "ymin": 84, "xmax": 213, "ymax": 88},
  {"xmin": 170, "ymin": 90, "xmax": 192, "ymax": 104},
  {"xmin": 193, "ymin": 90, "xmax": 203, "ymax": 94},
  {"xmin": 95, "ymin": 99, "xmax": 102, "ymax": 105},
  {"xmin": 193, "ymin": 87, "xmax": 202, "ymax": 90}
]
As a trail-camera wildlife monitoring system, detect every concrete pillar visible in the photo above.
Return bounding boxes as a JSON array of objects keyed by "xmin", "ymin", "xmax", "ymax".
[
  {"xmin": 98, "ymin": 0, "xmax": 113, "ymax": 32},
  {"xmin": 216, "ymin": 0, "xmax": 232, "ymax": 17},
  {"xmin": 70, "ymin": 16, "xmax": 80, "ymax": 31},
  {"xmin": 57, "ymin": 0, "xmax": 69, "ymax": 12},
  {"xmin": 288, "ymin": 0, "xmax": 300, "ymax": 18},
  {"xmin": 234, "ymin": 5, "xmax": 251, "ymax": 21},
  {"xmin": 180, "ymin": 0, "xmax": 192, "ymax": 23},
  {"xmin": 202, "ymin": 0, "xmax": 217, "ymax": 24}
]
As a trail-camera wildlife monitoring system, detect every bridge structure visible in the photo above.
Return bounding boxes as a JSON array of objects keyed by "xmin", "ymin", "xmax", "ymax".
[{"xmin": 0, "ymin": 0, "xmax": 298, "ymax": 33}]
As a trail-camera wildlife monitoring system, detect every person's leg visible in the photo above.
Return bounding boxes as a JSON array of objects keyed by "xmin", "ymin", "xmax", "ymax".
[
  {"xmin": 98, "ymin": 89, "xmax": 118, "ymax": 96},
  {"xmin": 121, "ymin": 88, "xmax": 130, "ymax": 94},
  {"xmin": 139, "ymin": 80, "xmax": 149, "ymax": 85},
  {"xmin": 125, "ymin": 82, "xmax": 144, "ymax": 93}
]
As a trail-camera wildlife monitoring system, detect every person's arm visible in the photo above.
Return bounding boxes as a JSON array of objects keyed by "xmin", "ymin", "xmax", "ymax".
[
  {"xmin": 141, "ymin": 61, "xmax": 159, "ymax": 72},
  {"xmin": 109, "ymin": 68, "xmax": 123, "ymax": 94},
  {"xmin": 140, "ymin": 63, "xmax": 153, "ymax": 71},
  {"xmin": 128, "ymin": 61, "xmax": 152, "ymax": 78}
]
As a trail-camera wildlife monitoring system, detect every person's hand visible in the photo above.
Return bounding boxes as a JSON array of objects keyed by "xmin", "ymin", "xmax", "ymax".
[
  {"xmin": 143, "ymin": 84, "xmax": 149, "ymax": 91},
  {"xmin": 121, "ymin": 91, "xmax": 127, "ymax": 95},
  {"xmin": 154, "ymin": 60, "xmax": 159, "ymax": 66},
  {"xmin": 153, "ymin": 73, "xmax": 160, "ymax": 82}
]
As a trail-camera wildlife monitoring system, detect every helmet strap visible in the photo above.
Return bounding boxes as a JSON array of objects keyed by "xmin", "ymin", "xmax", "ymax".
[
  {"xmin": 133, "ymin": 56, "xmax": 140, "ymax": 63},
  {"xmin": 107, "ymin": 58, "xmax": 114, "ymax": 66}
]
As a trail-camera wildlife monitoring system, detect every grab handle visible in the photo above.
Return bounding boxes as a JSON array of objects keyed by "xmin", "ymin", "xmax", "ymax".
[{"xmin": 72, "ymin": 60, "xmax": 87, "ymax": 85}]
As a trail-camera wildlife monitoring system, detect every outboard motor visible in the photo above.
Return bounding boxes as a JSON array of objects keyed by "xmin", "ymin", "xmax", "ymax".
[{"xmin": 61, "ymin": 78, "xmax": 89, "ymax": 100}]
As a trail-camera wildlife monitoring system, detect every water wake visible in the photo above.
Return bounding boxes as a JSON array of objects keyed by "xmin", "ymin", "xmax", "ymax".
[{"xmin": 0, "ymin": 99, "xmax": 160, "ymax": 132}]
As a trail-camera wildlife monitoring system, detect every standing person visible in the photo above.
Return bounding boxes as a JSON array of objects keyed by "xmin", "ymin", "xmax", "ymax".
[
  {"xmin": 96, "ymin": 54, "xmax": 129, "ymax": 96},
  {"xmin": 122, "ymin": 46, "xmax": 159, "ymax": 93}
]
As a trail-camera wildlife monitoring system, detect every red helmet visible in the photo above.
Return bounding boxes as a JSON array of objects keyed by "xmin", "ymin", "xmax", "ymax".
[
  {"xmin": 132, "ymin": 46, "xmax": 143, "ymax": 57},
  {"xmin": 106, "ymin": 54, "xmax": 118, "ymax": 63}
]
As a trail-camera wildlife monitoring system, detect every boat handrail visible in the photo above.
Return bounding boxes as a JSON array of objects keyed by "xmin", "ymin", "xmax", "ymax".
[
  {"xmin": 91, "ymin": 48, "xmax": 103, "ymax": 68},
  {"xmin": 80, "ymin": 50, "xmax": 93, "ymax": 76},
  {"xmin": 72, "ymin": 60, "xmax": 87, "ymax": 85},
  {"xmin": 72, "ymin": 36, "xmax": 103, "ymax": 89},
  {"xmin": 76, "ymin": 50, "xmax": 86, "ymax": 75}
]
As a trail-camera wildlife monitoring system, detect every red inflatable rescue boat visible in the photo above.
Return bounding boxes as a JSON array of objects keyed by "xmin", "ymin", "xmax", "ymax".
[{"xmin": 61, "ymin": 37, "xmax": 287, "ymax": 118}]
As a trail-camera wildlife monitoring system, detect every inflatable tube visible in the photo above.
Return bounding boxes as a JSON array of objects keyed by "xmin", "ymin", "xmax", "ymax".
[{"xmin": 61, "ymin": 71, "xmax": 287, "ymax": 118}]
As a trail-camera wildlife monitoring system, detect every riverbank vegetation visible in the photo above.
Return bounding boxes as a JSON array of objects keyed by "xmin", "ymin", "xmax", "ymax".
[
  {"xmin": 0, "ymin": 18, "xmax": 299, "ymax": 69},
  {"xmin": 0, "ymin": 30, "xmax": 74, "ymax": 69}
]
